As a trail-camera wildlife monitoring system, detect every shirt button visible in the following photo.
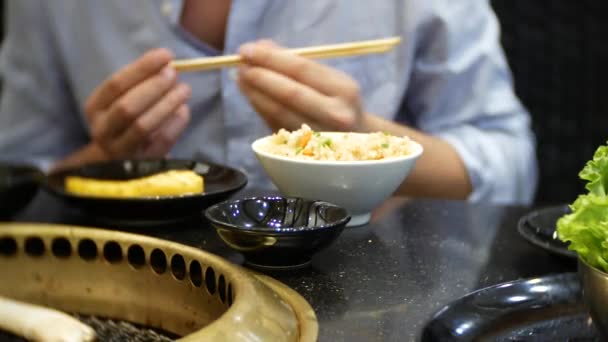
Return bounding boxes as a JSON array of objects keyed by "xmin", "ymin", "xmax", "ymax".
[{"xmin": 161, "ymin": 1, "xmax": 173, "ymax": 17}]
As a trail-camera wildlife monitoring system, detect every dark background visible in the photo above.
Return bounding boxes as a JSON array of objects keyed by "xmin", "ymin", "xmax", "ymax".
[
  {"xmin": 492, "ymin": 0, "xmax": 608, "ymax": 205},
  {"xmin": 0, "ymin": 1, "xmax": 606, "ymax": 205}
]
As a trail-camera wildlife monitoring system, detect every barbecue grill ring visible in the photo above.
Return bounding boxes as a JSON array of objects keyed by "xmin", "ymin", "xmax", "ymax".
[{"xmin": 0, "ymin": 223, "xmax": 317, "ymax": 341}]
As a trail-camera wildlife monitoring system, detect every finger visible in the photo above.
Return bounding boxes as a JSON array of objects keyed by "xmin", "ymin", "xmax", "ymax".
[
  {"xmin": 85, "ymin": 48, "xmax": 174, "ymax": 116},
  {"xmin": 239, "ymin": 78, "xmax": 325, "ymax": 132},
  {"xmin": 239, "ymin": 66, "xmax": 353, "ymax": 127},
  {"xmin": 140, "ymin": 105, "xmax": 191, "ymax": 158},
  {"xmin": 106, "ymin": 83, "xmax": 191, "ymax": 158},
  {"xmin": 239, "ymin": 42, "xmax": 357, "ymax": 97},
  {"xmin": 238, "ymin": 78, "xmax": 299, "ymax": 131},
  {"xmin": 256, "ymin": 39, "xmax": 281, "ymax": 49},
  {"xmin": 92, "ymin": 66, "xmax": 178, "ymax": 141},
  {"xmin": 135, "ymin": 83, "xmax": 191, "ymax": 136}
]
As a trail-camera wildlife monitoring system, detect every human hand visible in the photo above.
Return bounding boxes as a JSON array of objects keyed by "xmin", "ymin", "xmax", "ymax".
[
  {"xmin": 237, "ymin": 40, "xmax": 365, "ymax": 132},
  {"xmin": 85, "ymin": 48, "xmax": 192, "ymax": 159}
]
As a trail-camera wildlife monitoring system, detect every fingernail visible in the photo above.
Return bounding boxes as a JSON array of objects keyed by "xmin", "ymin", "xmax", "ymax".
[
  {"xmin": 240, "ymin": 43, "xmax": 255, "ymax": 59},
  {"xmin": 157, "ymin": 48, "xmax": 175, "ymax": 61},
  {"xmin": 178, "ymin": 83, "xmax": 192, "ymax": 98},
  {"xmin": 166, "ymin": 109, "xmax": 189, "ymax": 137},
  {"xmin": 162, "ymin": 66, "xmax": 176, "ymax": 81},
  {"xmin": 236, "ymin": 66, "xmax": 250, "ymax": 83}
]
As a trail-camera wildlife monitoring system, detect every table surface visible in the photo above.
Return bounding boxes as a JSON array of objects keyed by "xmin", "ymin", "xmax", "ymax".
[{"xmin": 8, "ymin": 190, "xmax": 576, "ymax": 341}]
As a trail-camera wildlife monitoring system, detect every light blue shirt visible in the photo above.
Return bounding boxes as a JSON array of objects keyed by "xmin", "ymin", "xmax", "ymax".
[{"xmin": 0, "ymin": 0, "xmax": 538, "ymax": 204}]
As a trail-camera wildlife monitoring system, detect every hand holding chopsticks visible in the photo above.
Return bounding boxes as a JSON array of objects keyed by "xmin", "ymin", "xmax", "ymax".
[
  {"xmin": 171, "ymin": 36, "xmax": 402, "ymax": 72},
  {"xmin": 236, "ymin": 37, "xmax": 377, "ymax": 133}
]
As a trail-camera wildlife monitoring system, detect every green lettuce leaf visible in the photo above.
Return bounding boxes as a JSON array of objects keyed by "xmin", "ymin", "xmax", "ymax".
[
  {"xmin": 579, "ymin": 144, "xmax": 608, "ymax": 196},
  {"xmin": 557, "ymin": 142, "xmax": 608, "ymax": 272},
  {"xmin": 557, "ymin": 194, "xmax": 608, "ymax": 272}
]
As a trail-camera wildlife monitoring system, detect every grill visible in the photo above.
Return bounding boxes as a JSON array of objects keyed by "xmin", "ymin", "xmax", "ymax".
[{"xmin": 0, "ymin": 223, "xmax": 317, "ymax": 341}]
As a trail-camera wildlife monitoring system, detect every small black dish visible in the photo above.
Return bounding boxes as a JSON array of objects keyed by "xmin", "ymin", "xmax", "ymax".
[
  {"xmin": 0, "ymin": 162, "xmax": 44, "ymax": 220},
  {"xmin": 204, "ymin": 196, "xmax": 350, "ymax": 271},
  {"xmin": 44, "ymin": 159, "xmax": 247, "ymax": 226},
  {"xmin": 517, "ymin": 204, "xmax": 576, "ymax": 259},
  {"xmin": 421, "ymin": 273, "xmax": 599, "ymax": 341}
]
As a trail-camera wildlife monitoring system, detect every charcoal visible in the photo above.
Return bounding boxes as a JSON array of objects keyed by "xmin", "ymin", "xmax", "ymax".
[
  {"xmin": 0, "ymin": 315, "xmax": 177, "ymax": 342},
  {"xmin": 75, "ymin": 315, "xmax": 176, "ymax": 342}
]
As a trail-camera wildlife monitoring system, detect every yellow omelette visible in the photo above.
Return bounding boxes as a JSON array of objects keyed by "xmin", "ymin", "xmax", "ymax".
[{"xmin": 65, "ymin": 170, "xmax": 204, "ymax": 198}]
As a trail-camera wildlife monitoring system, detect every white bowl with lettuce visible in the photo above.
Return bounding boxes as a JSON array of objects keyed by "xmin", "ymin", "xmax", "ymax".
[{"xmin": 557, "ymin": 143, "xmax": 608, "ymax": 335}]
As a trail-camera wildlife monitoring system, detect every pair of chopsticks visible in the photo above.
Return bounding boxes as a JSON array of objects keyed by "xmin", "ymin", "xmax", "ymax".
[{"xmin": 171, "ymin": 36, "xmax": 401, "ymax": 72}]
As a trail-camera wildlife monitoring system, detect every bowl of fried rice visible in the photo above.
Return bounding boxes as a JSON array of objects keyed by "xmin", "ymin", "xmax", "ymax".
[{"xmin": 252, "ymin": 124, "xmax": 423, "ymax": 226}]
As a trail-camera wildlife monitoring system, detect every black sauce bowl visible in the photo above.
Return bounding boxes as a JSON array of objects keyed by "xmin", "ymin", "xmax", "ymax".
[
  {"xmin": 204, "ymin": 196, "xmax": 350, "ymax": 270},
  {"xmin": 0, "ymin": 162, "xmax": 44, "ymax": 219}
]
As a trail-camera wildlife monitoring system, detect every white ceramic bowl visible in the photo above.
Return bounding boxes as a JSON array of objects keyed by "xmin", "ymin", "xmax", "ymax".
[{"xmin": 251, "ymin": 132, "xmax": 423, "ymax": 226}]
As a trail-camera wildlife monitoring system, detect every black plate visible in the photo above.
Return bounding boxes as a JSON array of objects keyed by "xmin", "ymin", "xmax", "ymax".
[
  {"xmin": 0, "ymin": 162, "xmax": 44, "ymax": 220},
  {"xmin": 43, "ymin": 159, "xmax": 247, "ymax": 226},
  {"xmin": 517, "ymin": 205, "xmax": 576, "ymax": 259},
  {"xmin": 421, "ymin": 273, "xmax": 600, "ymax": 341}
]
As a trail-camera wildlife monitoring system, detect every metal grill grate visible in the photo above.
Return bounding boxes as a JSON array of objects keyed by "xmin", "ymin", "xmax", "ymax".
[{"xmin": 0, "ymin": 315, "xmax": 177, "ymax": 342}]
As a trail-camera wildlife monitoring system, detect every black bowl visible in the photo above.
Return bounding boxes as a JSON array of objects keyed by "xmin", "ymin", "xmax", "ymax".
[
  {"xmin": 204, "ymin": 196, "xmax": 350, "ymax": 270},
  {"xmin": 0, "ymin": 163, "xmax": 44, "ymax": 219},
  {"xmin": 44, "ymin": 159, "xmax": 247, "ymax": 226}
]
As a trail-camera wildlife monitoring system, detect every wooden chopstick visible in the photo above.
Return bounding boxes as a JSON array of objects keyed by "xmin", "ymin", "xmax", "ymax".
[{"xmin": 171, "ymin": 36, "xmax": 401, "ymax": 72}]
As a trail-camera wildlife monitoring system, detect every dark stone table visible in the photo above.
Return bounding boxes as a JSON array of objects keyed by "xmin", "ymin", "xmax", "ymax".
[{"xmin": 9, "ymin": 191, "xmax": 576, "ymax": 341}]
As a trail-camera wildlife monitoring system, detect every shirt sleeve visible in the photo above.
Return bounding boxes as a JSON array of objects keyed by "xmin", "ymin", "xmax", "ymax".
[
  {"xmin": 402, "ymin": 0, "xmax": 538, "ymax": 205},
  {"xmin": 0, "ymin": 1, "xmax": 87, "ymax": 171}
]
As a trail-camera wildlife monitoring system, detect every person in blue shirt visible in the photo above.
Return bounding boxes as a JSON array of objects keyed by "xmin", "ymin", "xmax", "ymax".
[{"xmin": 0, "ymin": 0, "xmax": 538, "ymax": 204}]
